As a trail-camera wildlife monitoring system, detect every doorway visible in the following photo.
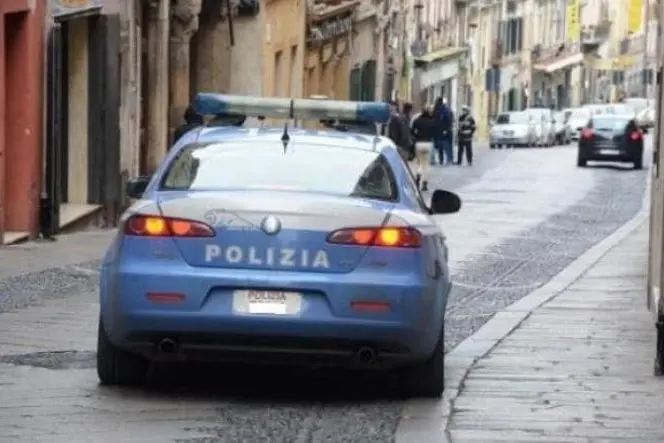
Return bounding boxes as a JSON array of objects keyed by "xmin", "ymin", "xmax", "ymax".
[{"xmin": 45, "ymin": 14, "xmax": 103, "ymax": 233}]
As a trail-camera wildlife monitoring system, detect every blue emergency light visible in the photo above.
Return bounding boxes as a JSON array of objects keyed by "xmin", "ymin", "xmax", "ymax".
[{"xmin": 193, "ymin": 93, "xmax": 390, "ymax": 124}]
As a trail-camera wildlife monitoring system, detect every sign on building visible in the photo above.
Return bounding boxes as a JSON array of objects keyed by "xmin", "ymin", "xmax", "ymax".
[{"xmin": 51, "ymin": 0, "xmax": 103, "ymax": 20}]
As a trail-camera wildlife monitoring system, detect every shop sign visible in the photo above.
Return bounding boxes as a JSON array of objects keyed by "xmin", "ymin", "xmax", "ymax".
[
  {"xmin": 307, "ymin": 15, "xmax": 352, "ymax": 47},
  {"xmin": 51, "ymin": 0, "xmax": 103, "ymax": 20}
]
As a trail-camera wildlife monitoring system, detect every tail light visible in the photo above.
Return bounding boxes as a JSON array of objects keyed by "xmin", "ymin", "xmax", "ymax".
[
  {"xmin": 581, "ymin": 128, "xmax": 593, "ymax": 139},
  {"xmin": 630, "ymin": 131, "xmax": 642, "ymax": 141},
  {"xmin": 124, "ymin": 215, "xmax": 215, "ymax": 237},
  {"xmin": 327, "ymin": 227, "xmax": 422, "ymax": 248}
]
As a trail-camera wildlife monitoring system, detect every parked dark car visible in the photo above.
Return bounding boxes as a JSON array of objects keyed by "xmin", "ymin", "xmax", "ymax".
[{"xmin": 577, "ymin": 114, "xmax": 645, "ymax": 169}]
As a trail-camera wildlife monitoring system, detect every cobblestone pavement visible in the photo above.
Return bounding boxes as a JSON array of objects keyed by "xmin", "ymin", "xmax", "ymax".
[
  {"xmin": 446, "ymin": 222, "xmax": 664, "ymax": 442},
  {"xmin": 0, "ymin": 143, "xmax": 651, "ymax": 442}
]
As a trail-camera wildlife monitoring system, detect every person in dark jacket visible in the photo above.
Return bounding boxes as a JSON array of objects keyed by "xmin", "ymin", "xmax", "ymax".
[
  {"xmin": 173, "ymin": 105, "xmax": 204, "ymax": 143},
  {"xmin": 411, "ymin": 105, "xmax": 437, "ymax": 191},
  {"xmin": 433, "ymin": 97, "xmax": 454, "ymax": 165},
  {"xmin": 385, "ymin": 100, "xmax": 412, "ymax": 161},
  {"xmin": 456, "ymin": 105, "xmax": 477, "ymax": 165}
]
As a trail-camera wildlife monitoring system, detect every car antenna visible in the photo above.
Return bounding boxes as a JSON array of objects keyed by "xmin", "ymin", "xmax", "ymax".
[
  {"xmin": 281, "ymin": 99, "xmax": 295, "ymax": 153},
  {"xmin": 372, "ymin": 122, "xmax": 381, "ymax": 151}
]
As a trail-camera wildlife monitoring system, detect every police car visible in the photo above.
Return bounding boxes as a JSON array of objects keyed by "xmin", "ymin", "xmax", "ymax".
[{"xmin": 97, "ymin": 94, "xmax": 462, "ymax": 398}]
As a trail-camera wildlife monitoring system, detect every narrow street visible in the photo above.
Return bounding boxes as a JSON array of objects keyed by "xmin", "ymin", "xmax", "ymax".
[{"xmin": 0, "ymin": 143, "xmax": 654, "ymax": 442}]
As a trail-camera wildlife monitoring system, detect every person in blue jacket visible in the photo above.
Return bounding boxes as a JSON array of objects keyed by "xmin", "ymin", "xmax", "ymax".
[{"xmin": 433, "ymin": 97, "xmax": 454, "ymax": 165}]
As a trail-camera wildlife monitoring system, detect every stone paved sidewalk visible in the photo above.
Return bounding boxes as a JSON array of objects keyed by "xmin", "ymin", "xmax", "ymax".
[{"xmin": 446, "ymin": 222, "xmax": 664, "ymax": 442}]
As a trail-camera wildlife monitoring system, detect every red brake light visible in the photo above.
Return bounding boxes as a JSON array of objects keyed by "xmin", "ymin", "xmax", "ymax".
[
  {"xmin": 327, "ymin": 227, "xmax": 422, "ymax": 248},
  {"xmin": 630, "ymin": 131, "xmax": 642, "ymax": 141},
  {"xmin": 581, "ymin": 128, "xmax": 593, "ymax": 139},
  {"xmin": 124, "ymin": 215, "xmax": 214, "ymax": 237}
]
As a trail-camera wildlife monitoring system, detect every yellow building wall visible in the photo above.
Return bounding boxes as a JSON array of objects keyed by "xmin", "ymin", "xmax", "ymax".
[{"xmin": 263, "ymin": 0, "xmax": 306, "ymax": 98}]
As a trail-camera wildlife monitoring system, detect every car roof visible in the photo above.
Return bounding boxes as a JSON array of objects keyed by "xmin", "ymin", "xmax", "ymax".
[{"xmin": 191, "ymin": 125, "xmax": 394, "ymax": 153}]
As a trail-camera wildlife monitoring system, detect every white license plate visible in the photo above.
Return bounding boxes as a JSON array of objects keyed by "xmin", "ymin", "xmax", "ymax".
[
  {"xmin": 232, "ymin": 290, "xmax": 302, "ymax": 315},
  {"xmin": 599, "ymin": 149, "xmax": 619, "ymax": 155}
]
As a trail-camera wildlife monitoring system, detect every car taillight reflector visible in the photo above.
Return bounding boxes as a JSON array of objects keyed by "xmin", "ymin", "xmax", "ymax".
[
  {"xmin": 581, "ymin": 128, "xmax": 593, "ymax": 139},
  {"xmin": 124, "ymin": 215, "xmax": 215, "ymax": 237},
  {"xmin": 327, "ymin": 227, "xmax": 422, "ymax": 248},
  {"xmin": 630, "ymin": 131, "xmax": 642, "ymax": 141}
]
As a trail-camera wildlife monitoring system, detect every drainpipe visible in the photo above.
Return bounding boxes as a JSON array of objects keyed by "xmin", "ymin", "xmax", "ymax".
[{"xmin": 642, "ymin": 0, "xmax": 650, "ymax": 97}]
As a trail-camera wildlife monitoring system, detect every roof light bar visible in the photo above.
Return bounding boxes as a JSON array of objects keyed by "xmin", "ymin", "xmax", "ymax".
[{"xmin": 193, "ymin": 93, "xmax": 390, "ymax": 124}]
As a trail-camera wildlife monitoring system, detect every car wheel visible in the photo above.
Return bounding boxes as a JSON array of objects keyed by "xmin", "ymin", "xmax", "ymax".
[
  {"xmin": 634, "ymin": 156, "xmax": 643, "ymax": 170},
  {"xmin": 577, "ymin": 154, "xmax": 587, "ymax": 167},
  {"xmin": 398, "ymin": 323, "xmax": 445, "ymax": 398},
  {"xmin": 97, "ymin": 318, "xmax": 149, "ymax": 386},
  {"xmin": 490, "ymin": 144, "xmax": 496, "ymax": 149}
]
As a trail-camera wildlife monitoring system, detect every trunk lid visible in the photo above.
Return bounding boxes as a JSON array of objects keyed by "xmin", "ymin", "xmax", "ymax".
[{"xmin": 156, "ymin": 191, "xmax": 395, "ymax": 274}]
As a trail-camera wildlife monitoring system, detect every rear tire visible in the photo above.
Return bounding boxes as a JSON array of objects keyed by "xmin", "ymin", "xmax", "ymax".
[
  {"xmin": 97, "ymin": 318, "xmax": 149, "ymax": 386},
  {"xmin": 634, "ymin": 156, "xmax": 643, "ymax": 170},
  {"xmin": 577, "ymin": 153, "xmax": 587, "ymax": 167},
  {"xmin": 398, "ymin": 324, "xmax": 445, "ymax": 398}
]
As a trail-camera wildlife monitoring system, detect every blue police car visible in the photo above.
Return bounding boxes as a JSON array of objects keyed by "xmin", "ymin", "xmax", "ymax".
[{"xmin": 97, "ymin": 94, "xmax": 462, "ymax": 398}]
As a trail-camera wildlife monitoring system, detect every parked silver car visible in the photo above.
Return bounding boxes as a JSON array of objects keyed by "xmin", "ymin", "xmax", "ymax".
[
  {"xmin": 567, "ymin": 107, "xmax": 593, "ymax": 141},
  {"xmin": 526, "ymin": 108, "xmax": 556, "ymax": 146},
  {"xmin": 489, "ymin": 111, "xmax": 536, "ymax": 148},
  {"xmin": 553, "ymin": 111, "xmax": 571, "ymax": 144}
]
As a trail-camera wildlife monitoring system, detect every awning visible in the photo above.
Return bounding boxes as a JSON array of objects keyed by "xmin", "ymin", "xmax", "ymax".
[
  {"xmin": 533, "ymin": 52, "xmax": 583, "ymax": 74},
  {"xmin": 52, "ymin": 0, "xmax": 102, "ymax": 22},
  {"xmin": 414, "ymin": 46, "xmax": 468, "ymax": 64}
]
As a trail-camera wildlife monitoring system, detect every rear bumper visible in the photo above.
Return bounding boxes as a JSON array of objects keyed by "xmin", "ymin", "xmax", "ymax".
[
  {"xmin": 100, "ymin": 261, "xmax": 450, "ymax": 368},
  {"xmin": 490, "ymin": 136, "xmax": 530, "ymax": 145},
  {"xmin": 578, "ymin": 141, "xmax": 642, "ymax": 162}
]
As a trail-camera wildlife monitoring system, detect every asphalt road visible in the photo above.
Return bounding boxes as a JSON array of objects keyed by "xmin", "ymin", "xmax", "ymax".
[{"xmin": 0, "ymin": 142, "xmax": 650, "ymax": 442}]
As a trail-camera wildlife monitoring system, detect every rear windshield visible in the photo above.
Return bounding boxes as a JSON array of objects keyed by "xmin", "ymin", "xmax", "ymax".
[
  {"xmin": 591, "ymin": 117, "xmax": 630, "ymax": 131},
  {"xmin": 496, "ymin": 112, "xmax": 528, "ymax": 124},
  {"xmin": 160, "ymin": 142, "xmax": 399, "ymax": 201}
]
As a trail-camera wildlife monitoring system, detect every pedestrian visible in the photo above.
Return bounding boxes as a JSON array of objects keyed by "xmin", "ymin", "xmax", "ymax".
[
  {"xmin": 173, "ymin": 105, "xmax": 204, "ymax": 143},
  {"xmin": 433, "ymin": 97, "xmax": 454, "ymax": 165},
  {"xmin": 385, "ymin": 100, "xmax": 413, "ymax": 162},
  {"xmin": 456, "ymin": 105, "xmax": 476, "ymax": 166},
  {"xmin": 411, "ymin": 104, "xmax": 437, "ymax": 191}
]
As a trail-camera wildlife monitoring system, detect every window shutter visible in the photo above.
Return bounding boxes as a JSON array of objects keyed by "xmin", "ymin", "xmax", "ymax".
[
  {"xmin": 361, "ymin": 60, "xmax": 377, "ymax": 101},
  {"xmin": 349, "ymin": 67, "xmax": 362, "ymax": 101}
]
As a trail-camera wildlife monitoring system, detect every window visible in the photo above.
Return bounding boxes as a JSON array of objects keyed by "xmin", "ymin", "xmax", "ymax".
[
  {"xmin": 161, "ymin": 142, "xmax": 399, "ymax": 202},
  {"xmin": 350, "ymin": 60, "xmax": 376, "ymax": 101},
  {"xmin": 496, "ymin": 112, "xmax": 529, "ymax": 124},
  {"xmin": 288, "ymin": 46, "xmax": 298, "ymax": 96},
  {"xmin": 274, "ymin": 50, "xmax": 283, "ymax": 96}
]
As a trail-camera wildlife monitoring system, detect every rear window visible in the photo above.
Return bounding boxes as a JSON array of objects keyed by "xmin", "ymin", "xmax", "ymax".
[
  {"xmin": 496, "ymin": 112, "xmax": 528, "ymax": 124},
  {"xmin": 591, "ymin": 117, "xmax": 630, "ymax": 131},
  {"xmin": 160, "ymin": 142, "xmax": 399, "ymax": 201}
]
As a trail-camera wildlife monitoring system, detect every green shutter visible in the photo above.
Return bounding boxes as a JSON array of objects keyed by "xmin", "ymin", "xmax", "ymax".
[
  {"xmin": 360, "ymin": 60, "xmax": 376, "ymax": 101},
  {"xmin": 349, "ymin": 67, "xmax": 362, "ymax": 101}
]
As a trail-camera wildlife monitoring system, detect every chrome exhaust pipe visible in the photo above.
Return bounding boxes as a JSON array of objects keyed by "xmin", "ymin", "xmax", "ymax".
[
  {"xmin": 355, "ymin": 347, "xmax": 376, "ymax": 365},
  {"xmin": 157, "ymin": 338, "xmax": 178, "ymax": 354}
]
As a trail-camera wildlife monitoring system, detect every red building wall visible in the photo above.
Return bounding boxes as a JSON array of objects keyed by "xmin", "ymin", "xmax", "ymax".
[{"xmin": 0, "ymin": 0, "xmax": 44, "ymax": 242}]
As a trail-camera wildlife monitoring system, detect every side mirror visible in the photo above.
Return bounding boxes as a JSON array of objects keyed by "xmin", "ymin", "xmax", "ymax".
[
  {"xmin": 430, "ymin": 190, "xmax": 461, "ymax": 215},
  {"xmin": 126, "ymin": 176, "xmax": 151, "ymax": 199}
]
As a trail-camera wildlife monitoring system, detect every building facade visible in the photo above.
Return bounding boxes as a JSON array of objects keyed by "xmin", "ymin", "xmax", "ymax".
[
  {"xmin": 304, "ymin": 0, "xmax": 357, "ymax": 101},
  {"xmin": 0, "ymin": 1, "xmax": 45, "ymax": 244},
  {"xmin": 409, "ymin": 0, "xmax": 468, "ymax": 111},
  {"xmin": 263, "ymin": 0, "xmax": 306, "ymax": 100}
]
